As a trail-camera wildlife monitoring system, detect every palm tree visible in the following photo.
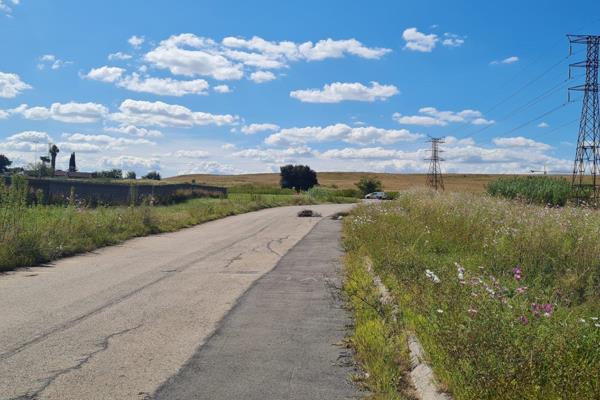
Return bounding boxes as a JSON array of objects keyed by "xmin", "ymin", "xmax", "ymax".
[{"xmin": 49, "ymin": 144, "xmax": 59, "ymax": 171}]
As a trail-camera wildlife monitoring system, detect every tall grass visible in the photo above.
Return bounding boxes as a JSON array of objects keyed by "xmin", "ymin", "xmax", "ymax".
[
  {"xmin": 487, "ymin": 176, "xmax": 574, "ymax": 206},
  {"xmin": 344, "ymin": 191, "xmax": 600, "ymax": 399},
  {"xmin": 0, "ymin": 180, "xmax": 316, "ymax": 272}
]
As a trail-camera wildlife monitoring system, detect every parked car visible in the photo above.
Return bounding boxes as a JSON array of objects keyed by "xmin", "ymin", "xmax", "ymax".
[{"xmin": 364, "ymin": 191, "xmax": 388, "ymax": 200}]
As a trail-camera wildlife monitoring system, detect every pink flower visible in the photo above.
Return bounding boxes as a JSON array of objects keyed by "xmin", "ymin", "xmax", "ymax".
[
  {"xmin": 519, "ymin": 315, "xmax": 529, "ymax": 325},
  {"xmin": 516, "ymin": 286, "xmax": 528, "ymax": 294},
  {"xmin": 513, "ymin": 266, "xmax": 522, "ymax": 281}
]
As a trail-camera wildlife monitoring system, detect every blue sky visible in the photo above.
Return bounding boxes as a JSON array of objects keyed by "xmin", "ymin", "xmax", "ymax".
[{"xmin": 0, "ymin": 0, "xmax": 598, "ymax": 176}]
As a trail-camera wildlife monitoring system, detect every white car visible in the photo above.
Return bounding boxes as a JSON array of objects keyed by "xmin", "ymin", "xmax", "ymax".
[{"xmin": 365, "ymin": 191, "xmax": 388, "ymax": 200}]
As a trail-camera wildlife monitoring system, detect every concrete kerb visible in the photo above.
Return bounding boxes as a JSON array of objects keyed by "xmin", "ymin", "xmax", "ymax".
[{"xmin": 363, "ymin": 257, "xmax": 452, "ymax": 400}]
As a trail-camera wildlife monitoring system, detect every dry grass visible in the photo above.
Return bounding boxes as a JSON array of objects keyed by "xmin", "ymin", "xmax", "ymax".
[{"xmin": 166, "ymin": 172, "xmax": 515, "ymax": 193}]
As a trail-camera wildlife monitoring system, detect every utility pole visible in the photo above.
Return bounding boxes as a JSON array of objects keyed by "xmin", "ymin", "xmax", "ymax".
[
  {"xmin": 426, "ymin": 137, "xmax": 445, "ymax": 191},
  {"xmin": 568, "ymin": 34, "xmax": 600, "ymax": 204}
]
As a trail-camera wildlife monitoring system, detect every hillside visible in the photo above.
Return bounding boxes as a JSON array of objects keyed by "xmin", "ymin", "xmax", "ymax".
[{"xmin": 166, "ymin": 172, "xmax": 508, "ymax": 193}]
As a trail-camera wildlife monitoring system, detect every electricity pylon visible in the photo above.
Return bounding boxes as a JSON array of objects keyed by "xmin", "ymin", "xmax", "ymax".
[
  {"xmin": 426, "ymin": 137, "xmax": 445, "ymax": 191},
  {"xmin": 568, "ymin": 34, "xmax": 600, "ymax": 203}
]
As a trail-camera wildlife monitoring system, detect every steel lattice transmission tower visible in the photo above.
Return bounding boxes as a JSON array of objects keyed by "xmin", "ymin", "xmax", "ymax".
[
  {"xmin": 426, "ymin": 137, "xmax": 445, "ymax": 191},
  {"xmin": 568, "ymin": 34, "xmax": 600, "ymax": 202}
]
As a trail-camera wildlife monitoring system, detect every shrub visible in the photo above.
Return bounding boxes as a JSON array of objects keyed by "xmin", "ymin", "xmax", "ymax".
[
  {"xmin": 143, "ymin": 171, "xmax": 161, "ymax": 180},
  {"xmin": 356, "ymin": 176, "xmax": 383, "ymax": 197},
  {"xmin": 487, "ymin": 176, "xmax": 574, "ymax": 206}
]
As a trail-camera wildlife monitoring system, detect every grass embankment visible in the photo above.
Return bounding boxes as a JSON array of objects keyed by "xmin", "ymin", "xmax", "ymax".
[
  {"xmin": 343, "ymin": 191, "xmax": 600, "ymax": 399},
  {"xmin": 0, "ymin": 180, "xmax": 348, "ymax": 272}
]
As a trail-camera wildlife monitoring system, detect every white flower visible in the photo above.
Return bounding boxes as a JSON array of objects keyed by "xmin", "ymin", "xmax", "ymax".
[
  {"xmin": 455, "ymin": 262, "xmax": 465, "ymax": 281},
  {"xmin": 425, "ymin": 269, "xmax": 441, "ymax": 283},
  {"xmin": 436, "ymin": 309, "xmax": 444, "ymax": 314}
]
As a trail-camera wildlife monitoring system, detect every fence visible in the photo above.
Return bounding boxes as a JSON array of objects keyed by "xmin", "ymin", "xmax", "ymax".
[{"xmin": 1, "ymin": 176, "xmax": 227, "ymax": 205}]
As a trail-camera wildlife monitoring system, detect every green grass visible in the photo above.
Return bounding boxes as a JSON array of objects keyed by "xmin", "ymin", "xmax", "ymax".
[
  {"xmin": 487, "ymin": 176, "xmax": 575, "ymax": 206},
  {"xmin": 0, "ymin": 179, "xmax": 321, "ymax": 272},
  {"xmin": 343, "ymin": 253, "xmax": 414, "ymax": 399},
  {"xmin": 343, "ymin": 190, "xmax": 600, "ymax": 399}
]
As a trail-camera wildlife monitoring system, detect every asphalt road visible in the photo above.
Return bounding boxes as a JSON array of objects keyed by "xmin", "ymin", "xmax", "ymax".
[{"xmin": 0, "ymin": 204, "xmax": 356, "ymax": 400}]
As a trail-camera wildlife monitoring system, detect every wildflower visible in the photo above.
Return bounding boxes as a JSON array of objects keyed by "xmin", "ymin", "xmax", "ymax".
[
  {"xmin": 425, "ymin": 269, "xmax": 441, "ymax": 283},
  {"xmin": 579, "ymin": 318, "xmax": 586, "ymax": 323},
  {"xmin": 591, "ymin": 317, "xmax": 599, "ymax": 321},
  {"xmin": 595, "ymin": 323, "xmax": 600, "ymax": 328},
  {"xmin": 519, "ymin": 315, "xmax": 529, "ymax": 325},
  {"xmin": 515, "ymin": 286, "xmax": 528, "ymax": 294},
  {"xmin": 531, "ymin": 303, "xmax": 554, "ymax": 317},
  {"xmin": 513, "ymin": 266, "xmax": 522, "ymax": 281},
  {"xmin": 436, "ymin": 309, "xmax": 444, "ymax": 314},
  {"xmin": 468, "ymin": 308, "xmax": 478, "ymax": 315},
  {"xmin": 455, "ymin": 262, "xmax": 465, "ymax": 281}
]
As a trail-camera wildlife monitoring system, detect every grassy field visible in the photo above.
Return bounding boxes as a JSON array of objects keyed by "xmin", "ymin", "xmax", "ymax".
[
  {"xmin": 166, "ymin": 172, "xmax": 508, "ymax": 193},
  {"xmin": 343, "ymin": 191, "xmax": 599, "ymax": 399},
  {"xmin": 0, "ymin": 181, "xmax": 333, "ymax": 272}
]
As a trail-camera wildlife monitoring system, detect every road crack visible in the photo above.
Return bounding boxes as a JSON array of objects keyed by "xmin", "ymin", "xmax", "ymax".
[{"xmin": 10, "ymin": 324, "xmax": 143, "ymax": 400}]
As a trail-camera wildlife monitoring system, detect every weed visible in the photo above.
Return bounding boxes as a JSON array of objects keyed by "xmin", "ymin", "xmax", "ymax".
[{"xmin": 343, "ymin": 190, "xmax": 600, "ymax": 399}]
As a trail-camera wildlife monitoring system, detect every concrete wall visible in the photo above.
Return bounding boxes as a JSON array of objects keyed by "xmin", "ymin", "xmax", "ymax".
[{"xmin": 3, "ymin": 176, "xmax": 227, "ymax": 205}]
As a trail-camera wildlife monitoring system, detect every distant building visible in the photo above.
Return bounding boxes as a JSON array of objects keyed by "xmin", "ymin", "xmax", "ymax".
[{"xmin": 53, "ymin": 170, "xmax": 93, "ymax": 179}]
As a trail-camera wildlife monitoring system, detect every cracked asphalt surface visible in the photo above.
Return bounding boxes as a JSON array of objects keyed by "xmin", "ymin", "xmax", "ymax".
[
  {"xmin": 154, "ymin": 217, "xmax": 361, "ymax": 400},
  {"xmin": 0, "ymin": 204, "xmax": 354, "ymax": 400}
]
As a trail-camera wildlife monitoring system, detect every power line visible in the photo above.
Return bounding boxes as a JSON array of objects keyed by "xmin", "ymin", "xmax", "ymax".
[{"xmin": 494, "ymin": 102, "xmax": 572, "ymax": 138}]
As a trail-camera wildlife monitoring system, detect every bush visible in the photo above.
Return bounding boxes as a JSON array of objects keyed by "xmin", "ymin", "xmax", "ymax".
[
  {"xmin": 143, "ymin": 171, "xmax": 161, "ymax": 180},
  {"xmin": 356, "ymin": 176, "xmax": 383, "ymax": 197},
  {"xmin": 487, "ymin": 176, "xmax": 574, "ymax": 206}
]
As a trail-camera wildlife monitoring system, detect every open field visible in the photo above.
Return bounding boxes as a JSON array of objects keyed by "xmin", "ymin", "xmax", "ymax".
[
  {"xmin": 343, "ymin": 191, "xmax": 600, "ymax": 399},
  {"xmin": 167, "ymin": 172, "xmax": 512, "ymax": 193},
  {"xmin": 167, "ymin": 172, "xmax": 502, "ymax": 192}
]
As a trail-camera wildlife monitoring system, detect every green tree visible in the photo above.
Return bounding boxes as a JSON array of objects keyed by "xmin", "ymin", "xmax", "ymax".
[
  {"xmin": 355, "ymin": 176, "xmax": 383, "ymax": 196},
  {"xmin": 49, "ymin": 144, "xmax": 60, "ymax": 171},
  {"xmin": 93, "ymin": 169, "xmax": 123, "ymax": 179},
  {"xmin": 279, "ymin": 164, "xmax": 318, "ymax": 192},
  {"xmin": 68, "ymin": 152, "xmax": 77, "ymax": 172},
  {"xmin": 143, "ymin": 171, "xmax": 161, "ymax": 180},
  {"xmin": 0, "ymin": 154, "xmax": 12, "ymax": 173},
  {"xmin": 126, "ymin": 171, "xmax": 137, "ymax": 180},
  {"xmin": 26, "ymin": 162, "xmax": 53, "ymax": 177}
]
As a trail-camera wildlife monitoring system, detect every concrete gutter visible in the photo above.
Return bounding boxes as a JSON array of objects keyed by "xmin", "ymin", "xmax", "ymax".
[{"xmin": 364, "ymin": 258, "xmax": 452, "ymax": 400}]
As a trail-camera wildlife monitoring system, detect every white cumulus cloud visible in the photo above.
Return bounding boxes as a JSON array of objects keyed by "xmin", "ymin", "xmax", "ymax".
[
  {"xmin": 109, "ymin": 99, "xmax": 238, "ymax": 127},
  {"xmin": 249, "ymin": 70, "xmax": 276, "ymax": 83},
  {"xmin": 393, "ymin": 107, "xmax": 494, "ymax": 127},
  {"xmin": 290, "ymin": 81, "xmax": 398, "ymax": 103},
  {"xmin": 86, "ymin": 66, "xmax": 126, "ymax": 83},
  {"xmin": 241, "ymin": 123, "xmax": 280, "ymax": 135},
  {"xmin": 128, "ymin": 35, "xmax": 145, "ymax": 49},
  {"xmin": 265, "ymin": 124, "xmax": 422, "ymax": 146},
  {"xmin": 0, "ymin": 72, "xmax": 32, "ymax": 98},
  {"xmin": 402, "ymin": 28, "xmax": 438, "ymax": 52}
]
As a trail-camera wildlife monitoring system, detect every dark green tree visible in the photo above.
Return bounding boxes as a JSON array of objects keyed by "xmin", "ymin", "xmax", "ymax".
[
  {"xmin": 49, "ymin": 144, "xmax": 59, "ymax": 171},
  {"xmin": 93, "ymin": 169, "xmax": 123, "ymax": 179},
  {"xmin": 0, "ymin": 154, "xmax": 12, "ymax": 173},
  {"xmin": 126, "ymin": 171, "xmax": 137, "ymax": 179},
  {"xmin": 280, "ymin": 164, "xmax": 318, "ymax": 192},
  {"xmin": 143, "ymin": 171, "xmax": 161, "ymax": 180},
  {"xmin": 68, "ymin": 152, "xmax": 77, "ymax": 172},
  {"xmin": 355, "ymin": 176, "xmax": 383, "ymax": 196}
]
